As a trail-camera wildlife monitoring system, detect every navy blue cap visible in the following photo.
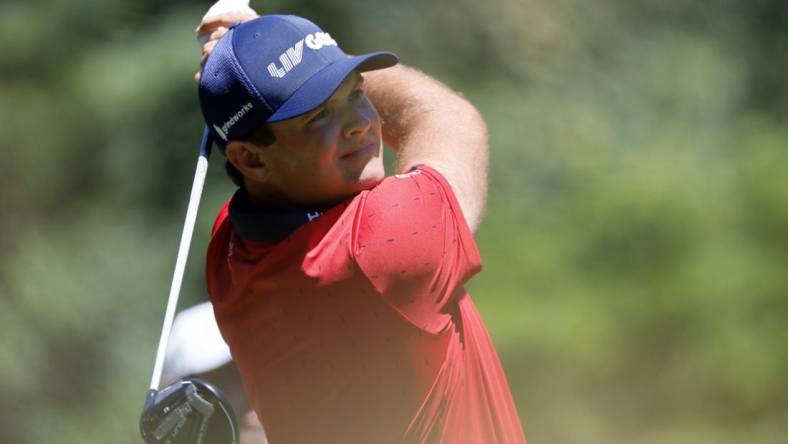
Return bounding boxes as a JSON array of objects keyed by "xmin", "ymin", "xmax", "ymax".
[{"xmin": 199, "ymin": 15, "xmax": 398, "ymax": 153}]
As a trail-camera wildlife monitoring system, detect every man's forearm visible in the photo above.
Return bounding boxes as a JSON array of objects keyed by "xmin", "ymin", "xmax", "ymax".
[
  {"xmin": 363, "ymin": 64, "xmax": 482, "ymax": 154},
  {"xmin": 362, "ymin": 64, "xmax": 489, "ymax": 231}
]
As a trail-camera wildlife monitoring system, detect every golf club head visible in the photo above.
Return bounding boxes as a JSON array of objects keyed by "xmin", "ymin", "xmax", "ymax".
[{"xmin": 140, "ymin": 378, "xmax": 238, "ymax": 444}]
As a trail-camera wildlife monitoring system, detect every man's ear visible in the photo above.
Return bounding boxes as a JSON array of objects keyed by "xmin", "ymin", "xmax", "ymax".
[{"xmin": 225, "ymin": 140, "xmax": 270, "ymax": 183}]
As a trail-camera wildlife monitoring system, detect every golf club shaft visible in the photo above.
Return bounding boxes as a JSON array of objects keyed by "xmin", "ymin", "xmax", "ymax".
[{"xmin": 149, "ymin": 127, "xmax": 213, "ymax": 391}]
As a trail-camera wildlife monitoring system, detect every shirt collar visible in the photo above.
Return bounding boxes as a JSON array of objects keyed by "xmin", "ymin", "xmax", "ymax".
[{"xmin": 228, "ymin": 189, "xmax": 326, "ymax": 242}]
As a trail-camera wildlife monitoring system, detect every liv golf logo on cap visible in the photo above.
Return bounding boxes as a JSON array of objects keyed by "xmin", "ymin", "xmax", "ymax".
[{"xmin": 267, "ymin": 32, "xmax": 338, "ymax": 79}]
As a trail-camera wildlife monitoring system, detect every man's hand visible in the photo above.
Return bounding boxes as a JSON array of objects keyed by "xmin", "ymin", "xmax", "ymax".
[{"xmin": 194, "ymin": 0, "xmax": 259, "ymax": 82}]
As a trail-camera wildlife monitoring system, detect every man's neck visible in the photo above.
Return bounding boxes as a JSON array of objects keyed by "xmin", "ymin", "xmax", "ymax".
[
  {"xmin": 241, "ymin": 180, "xmax": 300, "ymax": 210},
  {"xmin": 241, "ymin": 180, "xmax": 351, "ymax": 211}
]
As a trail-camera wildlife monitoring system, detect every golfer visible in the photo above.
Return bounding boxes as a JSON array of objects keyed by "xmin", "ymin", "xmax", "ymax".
[{"xmin": 196, "ymin": 6, "xmax": 526, "ymax": 444}]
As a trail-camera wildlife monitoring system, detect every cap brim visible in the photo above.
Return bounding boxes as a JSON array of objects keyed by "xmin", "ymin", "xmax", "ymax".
[{"xmin": 267, "ymin": 51, "xmax": 398, "ymax": 123}]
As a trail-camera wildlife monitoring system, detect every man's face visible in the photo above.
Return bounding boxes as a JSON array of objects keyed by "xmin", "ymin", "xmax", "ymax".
[{"xmin": 259, "ymin": 72, "xmax": 384, "ymax": 207}]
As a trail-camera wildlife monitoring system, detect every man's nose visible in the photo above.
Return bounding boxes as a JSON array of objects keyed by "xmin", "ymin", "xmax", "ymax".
[{"xmin": 343, "ymin": 106, "xmax": 371, "ymax": 139}]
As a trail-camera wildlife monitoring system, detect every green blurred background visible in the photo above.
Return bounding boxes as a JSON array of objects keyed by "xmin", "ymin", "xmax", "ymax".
[{"xmin": 1, "ymin": 0, "xmax": 786, "ymax": 442}]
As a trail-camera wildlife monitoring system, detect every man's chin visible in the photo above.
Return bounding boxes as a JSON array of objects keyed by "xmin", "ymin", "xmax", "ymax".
[
  {"xmin": 354, "ymin": 160, "xmax": 386, "ymax": 190},
  {"xmin": 357, "ymin": 174, "xmax": 384, "ymax": 191},
  {"xmin": 323, "ymin": 174, "xmax": 384, "ymax": 207}
]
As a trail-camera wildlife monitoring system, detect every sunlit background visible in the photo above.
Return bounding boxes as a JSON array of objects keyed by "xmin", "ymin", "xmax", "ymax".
[{"xmin": 1, "ymin": 0, "xmax": 786, "ymax": 443}]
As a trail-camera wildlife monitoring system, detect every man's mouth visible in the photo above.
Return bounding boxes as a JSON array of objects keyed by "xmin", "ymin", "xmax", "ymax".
[{"xmin": 341, "ymin": 142, "xmax": 376, "ymax": 159}]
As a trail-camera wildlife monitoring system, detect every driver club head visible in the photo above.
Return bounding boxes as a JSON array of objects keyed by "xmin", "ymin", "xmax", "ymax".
[{"xmin": 140, "ymin": 378, "xmax": 238, "ymax": 444}]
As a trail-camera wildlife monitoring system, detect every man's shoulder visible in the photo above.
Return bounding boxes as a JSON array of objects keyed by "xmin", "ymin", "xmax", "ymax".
[
  {"xmin": 358, "ymin": 166, "xmax": 438, "ymax": 208},
  {"xmin": 354, "ymin": 166, "xmax": 456, "ymax": 233}
]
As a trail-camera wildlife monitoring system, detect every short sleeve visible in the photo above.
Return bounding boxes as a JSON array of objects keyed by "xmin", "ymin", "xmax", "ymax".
[{"xmin": 351, "ymin": 166, "xmax": 482, "ymax": 334}]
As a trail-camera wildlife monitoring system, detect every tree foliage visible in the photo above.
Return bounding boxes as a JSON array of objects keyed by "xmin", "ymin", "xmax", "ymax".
[{"xmin": 0, "ymin": 1, "xmax": 786, "ymax": 442}]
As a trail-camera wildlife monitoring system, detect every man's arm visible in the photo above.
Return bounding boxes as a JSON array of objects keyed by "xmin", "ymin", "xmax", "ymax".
[{"xmin": 363, "ymin": 65, "xmax": 489, "ymax": 232}]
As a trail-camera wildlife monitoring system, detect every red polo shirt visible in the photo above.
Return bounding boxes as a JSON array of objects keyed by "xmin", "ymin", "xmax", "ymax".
[{"xmin": 206, "ymin": 166, "xmax": 526, "ymax": 443}]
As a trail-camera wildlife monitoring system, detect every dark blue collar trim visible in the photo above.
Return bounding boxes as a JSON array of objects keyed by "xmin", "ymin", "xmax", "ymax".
[{"xmin": 228, "ymin": 189, "xmax": 326, "ymax": 242}]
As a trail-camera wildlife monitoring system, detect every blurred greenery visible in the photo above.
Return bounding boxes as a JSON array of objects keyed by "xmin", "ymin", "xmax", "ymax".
[{"xmin": 1, "ymin": 0, "xmax": 786, "ymax": 443}]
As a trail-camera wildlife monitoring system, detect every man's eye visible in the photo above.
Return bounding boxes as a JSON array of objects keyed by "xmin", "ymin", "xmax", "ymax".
[
  {"xmin": 350, "ymin": 89, "xmax": 364, "ymax": 101},
  {"xmin": 308, "ymin": 109, "xmax": 330, "ymax": 125}
]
